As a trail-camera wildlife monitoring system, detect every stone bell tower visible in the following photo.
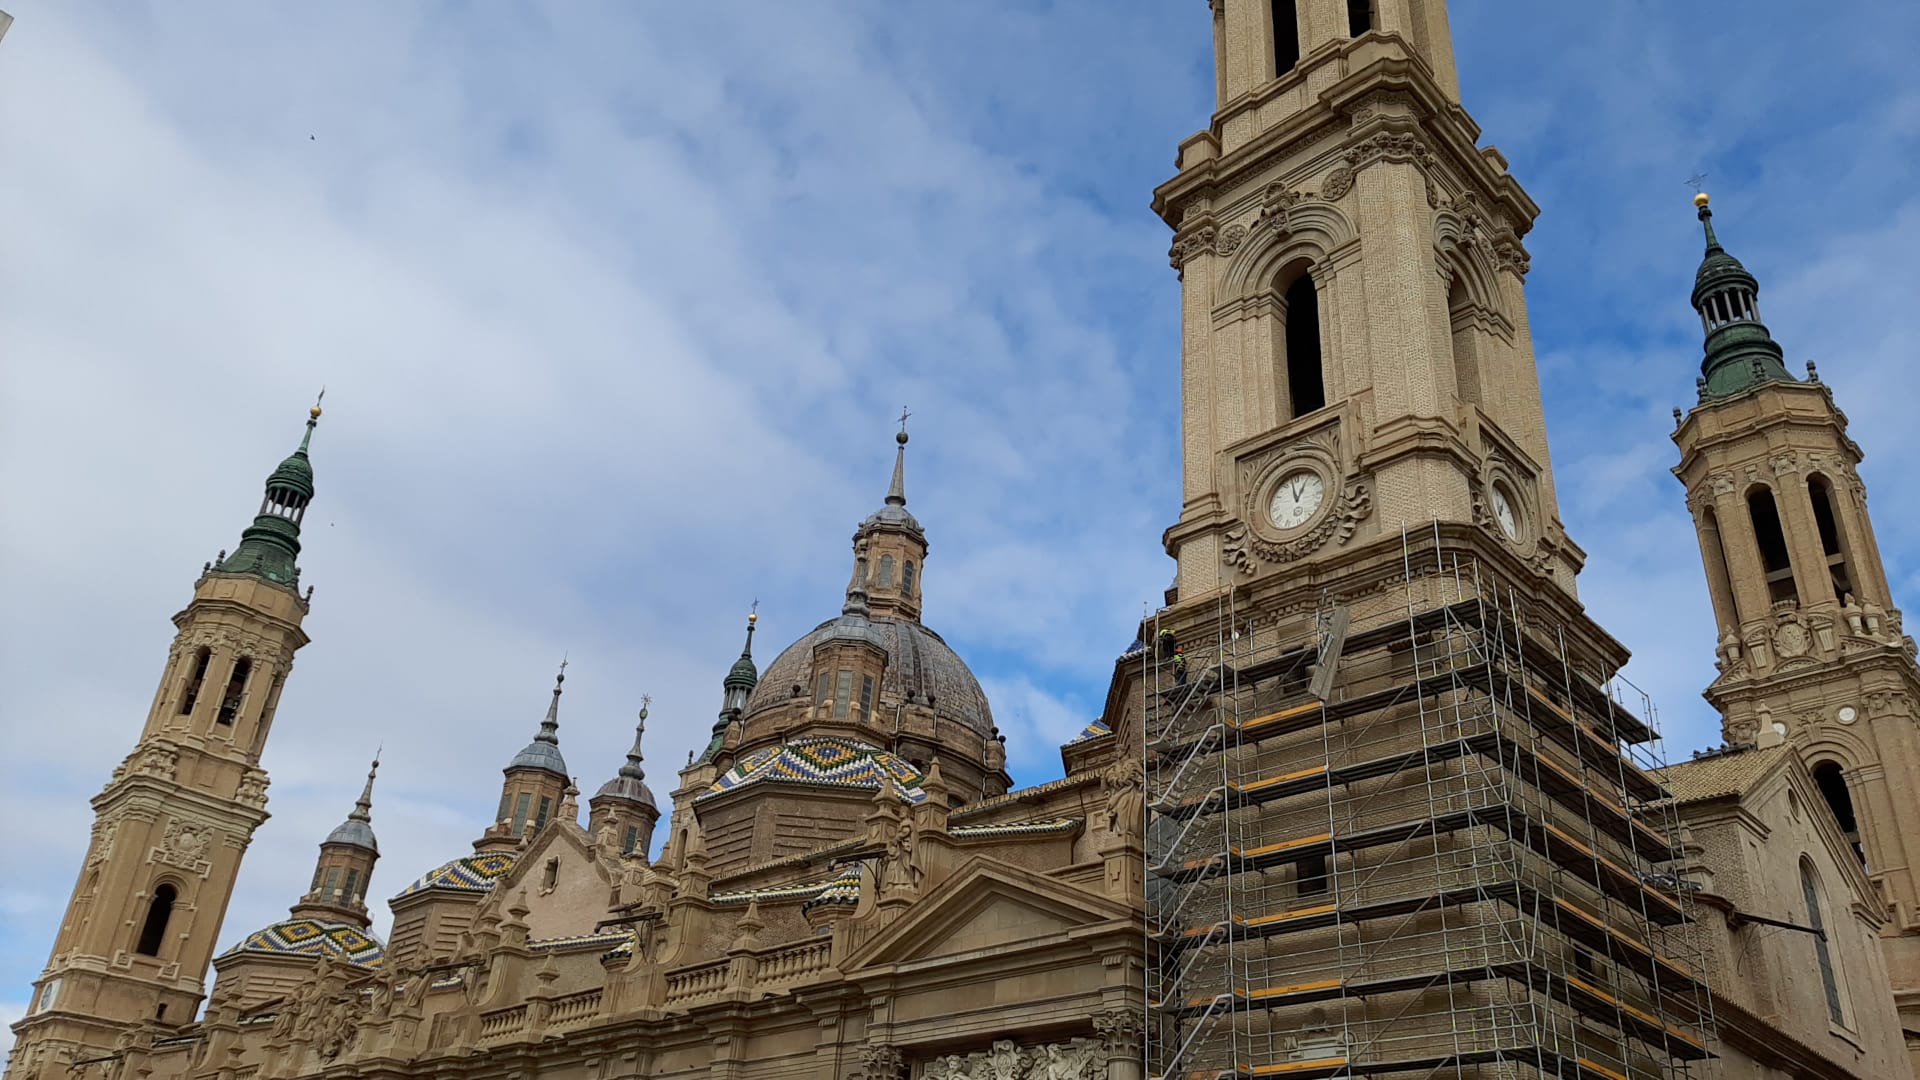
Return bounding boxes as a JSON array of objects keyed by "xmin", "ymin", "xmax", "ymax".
[
  {"xmin": 7, "ymin": 404, "xmax": 324, "ymax": 1079},
  {"xmin": 1671, "ymin": 193, "xmax": 1920, "ymax": 1043},
  {"xmin": 1158, "ymin": 0, "xmax": 1581, "ymax": 607}
]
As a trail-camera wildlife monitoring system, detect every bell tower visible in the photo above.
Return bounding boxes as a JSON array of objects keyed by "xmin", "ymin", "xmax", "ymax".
[
  {"xmin": 1671, "ymin": 193, "xmax": 1920, "ymax": 1042},
  {"xmin": 1158, "ymin": 0, "xmax": 1580, "ymax": 604},
  {"xmin": 7, "ymin": 404, "xmax": 323, "ymax": 1077}
]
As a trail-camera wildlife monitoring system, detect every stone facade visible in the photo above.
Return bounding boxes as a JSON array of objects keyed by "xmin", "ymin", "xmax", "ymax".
[{"xmin": 7, "ymin": 4, "xmax": 1920, "ymax": 1080}]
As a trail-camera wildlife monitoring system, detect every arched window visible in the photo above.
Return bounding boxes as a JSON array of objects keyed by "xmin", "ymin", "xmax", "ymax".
[
  {"xmin": 877, "ymin": 555, "xmax": 895, "ymax": 588},
  {"xmin": 1271, "ymin": 0, "xmax": 1300, "ymax": 75},
  {"xmin": 216, "ymin": 658, "xmax": 252, "ymax": 725},
  {"xmin": 1747, "ymin": 488, "xmax": 1798, "ymax": 605},
  {"xmin": 623, "ymin": 825, "xmax": 640, "ymax": 855},
  {"xmin": 1807, "ymin": 476, "xmax": 1854, "ymax": 601},
  {"xmin": 1812, "ymin": 762, "xmax": 1866, "ymax": 867},
  {"xmin": 1699, "ymin": 506, "xmax": 1740, "ymax": 626},
  {"xmin": 511, "ymin": 793, "xmax": 532, "ymax": 836},
  {"xmin": 1283, "ymin": 273, "xmax": 1326, "ymax": 418},
  {"xmin": 342, "ymin": 869, "xmax": 360, "ymax": 901},
  {"xmin": 1347, "ymin": 0, "xmax": 1374, "ymax": 36},
  {"xmin": 902, "ymin": 561, "xmax": 917, "ymax": 596},
  {"xmin": 855, "ymin": 557, "xmax": 868, "ymax": 586},
  {"xmin": 178, "ymin": 648, "xmax": 211, "ymax": 716},
  {"xmin": 135, "ymin": 884, "xmax": 177, "ymax": 956},
  {"xmin": 1799, "ymin": 859, "xmax": 1845, "ymax": 1025},
  {"xmin": 1447, "ymin": 277, "xmax": 1480, "ymax": 408}
]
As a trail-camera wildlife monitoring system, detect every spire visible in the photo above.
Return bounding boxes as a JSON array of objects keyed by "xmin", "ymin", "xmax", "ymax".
[
  {"xmin": 621, "ymin": 699, "xmax": 648, "ymax": 782},
  {"xmin": 594, "ymin": 697, "xmax": 657, "ymax": 809},
  {"xmin": 1688, "ymin": 194, "xmax": 1793, "ymax": 400},
  {"xmin": 697, "ymin": 610, "xmax": 760, "ymax": 764},
  {"xmin": 886, "ymin": 407, "xmax": 910, "ymax": 507},
  {"xmin": 218, "ymin": 396, "xmax": 322, "ymax": 587},
  {"xmin": 324, "ymin": 754, "xmax": 380, "ymax": 853},
  {"xmin": 507, "ymin": 661, "xmax": 571, "ymax": 777}
]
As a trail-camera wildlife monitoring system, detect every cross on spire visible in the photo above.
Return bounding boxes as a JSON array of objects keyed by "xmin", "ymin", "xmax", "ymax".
[
  {"xmin": 1686, "ymin": 172, "xmax": 1709, "ymax": 195},
  {"xmin": 897, "ymin": 406, "xmax": 911, "ymax": 435}
]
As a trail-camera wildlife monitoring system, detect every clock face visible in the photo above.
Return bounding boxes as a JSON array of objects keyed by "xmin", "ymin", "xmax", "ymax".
[
  {"xmin": 1267, "ymin": 470, "xmax": 1326, "ymax": 531},
  {"xmin": 1490, "ymin": 484, "xmax": 1520, "ymax": 538}
]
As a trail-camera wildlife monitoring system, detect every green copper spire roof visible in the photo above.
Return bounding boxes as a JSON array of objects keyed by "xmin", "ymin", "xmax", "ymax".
[
  {"xmin": 1689, "ymin": 194, "xmax": 1793, "ymax": 399},
  {"xmin": 696, "ymin": 609, "xmax": 760, "ymax": 765},
  {"xmin": 219, "ymin": 401, "xmax": 322, "ymax": 587},
  {"xmin": 723, "ymin": 611, "xmax": 760, "ymax": 692}
]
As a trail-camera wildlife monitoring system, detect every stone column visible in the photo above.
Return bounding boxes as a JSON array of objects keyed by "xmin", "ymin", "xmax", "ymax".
[{"xmin": 1095, "ymin": 1008, "xmax": 1144, "ymax": 1080}]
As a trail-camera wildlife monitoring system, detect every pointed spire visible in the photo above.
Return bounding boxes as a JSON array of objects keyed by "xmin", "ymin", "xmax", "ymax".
[
  {"xmin": 219, "ymin": 399, "xmax": 323, "ymax": 587},
  {"xmin": 724, "ymin": 607, "xmax": 760, "ymax": 692},
  {"xmin": 621, "ymin": 698, "xmax": 649, "ymax": 782},
  {"xmin": 507, "ymin": 661, "xmax": 570, "ymax": 777},
  {"xmin": 323, "ymin": 752, "xmax": 381, "ymax": 852},
  {"xmin": 1688, "ymin": 193, "xmax": 1793, "ymax": 400},
  {"xmin": 886, "ymin": 407, "xmax": 910, "ymax": 507},
  {"xmin": 698, "ymin": 609, "xmax": 762, "ymax": 765}
]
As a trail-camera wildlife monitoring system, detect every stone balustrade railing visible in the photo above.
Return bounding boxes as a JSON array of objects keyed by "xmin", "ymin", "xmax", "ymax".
[
  {"xmin": 547, "ymin": 988, "xmax": 602, "ymax": 1029},
  {"xmin": 755, "ymin": 939, "xmax": 832, "ymax": 985},
  {"xmin": 662, "ymin": 960, "xmax": 729, "ymax": 1005},
  {"xmin": 476, "ymin": 1004, "xmax": 529, "ymax": 1044}
]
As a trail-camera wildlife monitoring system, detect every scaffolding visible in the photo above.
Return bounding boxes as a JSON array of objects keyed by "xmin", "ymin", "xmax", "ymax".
[{"xmin": 1142, "ymin": 528, "xmax": 1717, "ymax": 1080}]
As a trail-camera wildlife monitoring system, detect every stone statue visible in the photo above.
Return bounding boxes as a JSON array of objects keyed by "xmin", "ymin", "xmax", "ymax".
[{"xmin": 1101, "ymin": 755, "xmax": 1145, "ymax": 840}]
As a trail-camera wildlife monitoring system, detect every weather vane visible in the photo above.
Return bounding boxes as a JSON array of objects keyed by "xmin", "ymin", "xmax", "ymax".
[
  {"xmin": 1686, "ymin": 173, "xmax": 1709, "ymax": 195},
  {"xmin": 898, "ymin": 406, "xmax": 911, "ymax": 435}
]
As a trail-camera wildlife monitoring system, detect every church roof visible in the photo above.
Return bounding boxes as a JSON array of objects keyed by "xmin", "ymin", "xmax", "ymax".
[
  {"xmin": 1067, "ymin": 718, "xmax": 1112, "ymax": 745},
  {"xmin": 392, "ymin": 851, "xmax": 518, "ymax": 900},
  {"xmin": 1651, "ymin": 743, "xmax": 1792, "ymax": 806},
  {"xmin": 221, "ymin": 918, "xmax": 385, "ymax": 969},
  {"xmin": 711, "ymin": 866, "xmax": 865, "ymax": 909},
  {"xmin": 701, "ymin": 736, "xmax": 927, "ymax": 803},
  {"xmin": 746, "ymin": 615, "xmax": 994, "ymax": 736}
]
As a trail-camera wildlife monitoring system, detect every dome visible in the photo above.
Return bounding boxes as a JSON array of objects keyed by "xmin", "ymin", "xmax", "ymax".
[
  {"xmin": 222, "ymin": 918, "xmax": 385, "ymax": 969},
  {"xmin": 324, "ymin": 818, "xmax": 377, "ymax": 852},
  {"xmin": 392, "ymin": 852, "xmax": 518, "ymax": 901},
  {"xmin": 745, "ymin": 615, "xmax": 994, "ymax": 735},
  {"xmin": 266, "ymin": 450, "xmax": 315, "ymax": 496},
  {"xmin": 594, "ymin": 773, "xmax": 656, "ymax": 809},
  {"xmin": 701, "ymin": 736, "xmax": 927, "ymax": 803},
  {"xmin": 507, "ymin": 739, "xmax": 568, "ymax": 776}
]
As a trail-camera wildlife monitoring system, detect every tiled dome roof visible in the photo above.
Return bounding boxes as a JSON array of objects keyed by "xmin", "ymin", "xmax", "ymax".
[
  {"xmin": 701, "ymin": 736, "xmax": 926, "ymax": 803},
  {"xmin": 221, "ymin": 918, "xmax": 385, "ymax": 969},
  {"xmin": 1067, "ymin": 719, "xmax": 1113, "ymax": 745},
  {"xmin": 745, "ymin": 616, "xmax": 993, "ymax": 735},
  {"xmin": 391, "ymin": 852, "xmax": 518, "ymax": 901}
]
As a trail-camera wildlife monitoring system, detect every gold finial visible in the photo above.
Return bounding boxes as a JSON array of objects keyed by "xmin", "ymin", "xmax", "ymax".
[
  {"xmin": 310, "ymin": 386, "xmax": 326, "ymax": 420},
  {"xmin": 1693, "ymin": 191, "xmax": 1711, "ymax": 208},
  {"xmin": 748, "ymin": 598, "xmax": 760, "ymax": 624}
]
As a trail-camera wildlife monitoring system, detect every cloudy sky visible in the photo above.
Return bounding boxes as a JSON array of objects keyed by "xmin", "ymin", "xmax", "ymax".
[{"xmin": 2, "ymin": 1, "xmax": 1917, "ymax": 1027}]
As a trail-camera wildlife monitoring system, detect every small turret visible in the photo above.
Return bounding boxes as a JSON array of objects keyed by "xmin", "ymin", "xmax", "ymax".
[
  {"xmin": 289, "ymin": 755, "xmax": 383, "ymax": 927},
  {"xmin": 590, "ymin": 698, "xmax": 660, "ymax": 857},
  {"xmin": 696, "ymin": 610, "xmax": 759, "ymax": 764},
  {"xmin": 477, "ymin": 663, "xmax": 575, "ymax": 850}
]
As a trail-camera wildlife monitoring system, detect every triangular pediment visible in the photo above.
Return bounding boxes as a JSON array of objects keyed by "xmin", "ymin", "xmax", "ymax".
[{"xmin": 842, "ymin": 855, "xmax": 1134, "ymax": 971}]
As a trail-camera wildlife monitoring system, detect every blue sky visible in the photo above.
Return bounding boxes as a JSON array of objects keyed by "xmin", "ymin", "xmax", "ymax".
[{"xmin": 2, "ymin": 1, "xmax": 1917, "ymax": 1028}]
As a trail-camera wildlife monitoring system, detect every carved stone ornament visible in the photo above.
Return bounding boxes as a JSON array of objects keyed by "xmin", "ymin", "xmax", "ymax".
[
  {"xmin": 1770, "ymin": 451, "xmax": 1800, "ymax": 477},
  {"xmin": 1320, "ymin": 164, "xmax": 1354, "ymax": 201},
  {"xmin": 135, "ymin": 744, "xmax": 179, "ymax": 781},
  {"xmin": 156, "ymin": 820, "xmax": 214, "ymax": 871},
  {"xmin": 1343, "ymin": 131, "xmax": 1432, "ymax": 170},
  {"xmin": 1260, "ymin": 184, "xmax": 1306, "ymax": 238},
  {"xmin": 1093, "ymin": 1008, "xmax": 1144, "ymax": 1058},
  {"xmin": 236, "ymin": 770, "xmax": 271, "ymax": 808},
  {"xmin": 88, "ymin": 819, "xmax": 119, "ymax": 869},
  {"xmin": 1214, "ymin": 223, "xmax": 1248, "ymax": 256},
  {"xmin": 918, "ymin": 1039, "xmax": 1103, "ymax": 1080},
  {"xmin": 1773, "ymin": 610, "xmax": 1811, "ymax": 660},
  {"xmin": 859, "ymin": 1045, "xmax": 905, "ymax": 1080},
  {"xmin": 1493, "ymin": 239, "xmax": 1530, "ymax": 276},
  {"xmin": 1709, "ymin": 473, "xmax": 1737, "ymax": 497},
  {"xmin": 1168, "ymin": 225, "xmax": 1216, "ymax": 270}
]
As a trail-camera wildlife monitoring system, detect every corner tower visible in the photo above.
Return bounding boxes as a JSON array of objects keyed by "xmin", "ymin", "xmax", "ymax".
[
  {"xmin": 1157, "ymin": 0, "xmax": 1576, "ymax": 602},
  {"xmin": 1671, "ymin": 194, "xmax": 1920, "ymax": 1048},
  {"xmin": 1139, "ymin": 6, "xmax": 1714, "ymax": 1079},
  {"xmin": 8, "ymin": 405, "xmax": 324, "ymax": 1075}
]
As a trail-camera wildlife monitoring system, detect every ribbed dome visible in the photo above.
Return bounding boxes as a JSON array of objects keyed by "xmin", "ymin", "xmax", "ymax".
[
  {"xmin": 507, "ymin": 740, "xmax": 569, "ymax": 775},
  {"xmin": 745, "ymin": 615, "xmax": 993, "ymax": 735},
  {"xmin": 324, "ymin": 818, "xmax": 377, "ymax": 851},
  {"xmin": 594, "ymin": 773, "xmax": 656, "ymax": 808}
]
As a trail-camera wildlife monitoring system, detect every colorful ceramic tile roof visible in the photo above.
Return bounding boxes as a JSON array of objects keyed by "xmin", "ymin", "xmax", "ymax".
[
  {"xmin": 950, "ymin": 817, "xmax": 1083, "ymax": 839},
  {"xmin": 1067, "ymin": 719, "xmax": 1113, "ymax": 745},
  {"xmin": 702, "ymin": 736, "xmax": 926, "ymax": 803},
  {"xmin": 221, "ymin": 918, "xmax": 386, "ymax": 969},
  {"xmin": 392, "ymin": 851, "xmax": 519, "ymax": 900},
  {"xmin": 710, "ymin": 867, "xmax": 865, "ymax": 908}
]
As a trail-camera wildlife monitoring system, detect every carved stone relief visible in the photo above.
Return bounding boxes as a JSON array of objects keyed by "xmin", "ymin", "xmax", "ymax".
[
  {"xmin": 155, "ymin": 820, "xmax": 215, "ymax": 873},
  {"xmin": 918, "ymin": 1039, "xmax": 1103, "ymax": 1080}
]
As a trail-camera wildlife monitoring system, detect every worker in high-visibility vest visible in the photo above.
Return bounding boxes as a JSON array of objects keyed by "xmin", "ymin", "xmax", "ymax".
[
  {"xmin": 1171, "ymin": 646, "xmax": 1189, "ymax": 685},
  {"xmin": 1158, "ymin": 628, "xmax": 1178, "ymax": 659}
]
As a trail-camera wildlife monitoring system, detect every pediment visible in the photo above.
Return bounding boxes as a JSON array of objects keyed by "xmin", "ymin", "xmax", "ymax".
[
  {"xmin": 842, "ymin": 855, "xmax": 1134, "ymax": 971},
  {"xmin": 476, "ymin": 819, "xmax": 614, "ymax": 939}
]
